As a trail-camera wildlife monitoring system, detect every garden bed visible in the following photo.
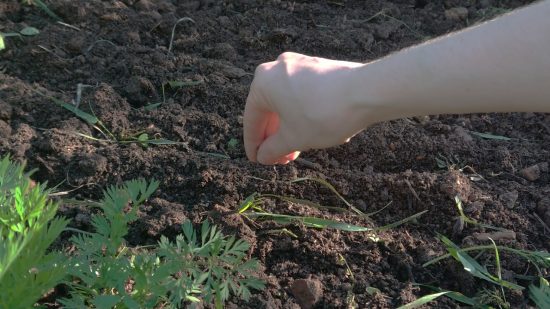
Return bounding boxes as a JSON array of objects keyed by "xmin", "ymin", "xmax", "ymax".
[{"xmin": 1, "ymin": 0, "xmax": 549, "ymax": 307}]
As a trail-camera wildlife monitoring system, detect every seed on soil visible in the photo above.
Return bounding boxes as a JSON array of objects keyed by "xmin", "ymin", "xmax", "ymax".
[
  {"xmin": 537, "ymin": 196, "xmax": 550, "ymax": 227},
  {"xmin": 453, "ymin": 126, "xmax": 474, "ymax": 143},
  {"xmin": 65, "ymin": 36, "xmax": 86, "ymax": 53},
  {"xmin": 519, "ymin": 163, "xmax": 542, "ymax": 181},
  {"xmin": 77, "ymin": 153, "xmax": 108, "ymax": 176},
  {"xmin": 290, "ymin": 278, "xmax": 324, "ymax": 309},
  {"xmin": 356, "ymin": 199, "xmax": 367, "ymax": 211},
  {"xmin": 413, "ymin": 115, "xmax": 430, "ymax": 125},
  {"xmin": 439, "ymin": 170, "xmax": 472, "ymax": 201},
  {"xmin": 445, "ymin": 7, "xmax": 469, "ymax": 21},
  {"xmin": 203, "ymin": 42, "xmax": 237, "ymax": 61},
  {"xmin": 0, "ymin": 120, "xmax": 12, "ymax": 138},
  {"xmin": 472, "ymin": 230, "xmax": 516, "ymax": 242},
  {"xmin": 479, "ymin": 0, "xmax": 494, "ymax": 8},
  {"xmin": 0, "ymin": 101, "xmax": 13, "ymax": 120},
  {"xmin": 100, "ymin": 12, "xmax": 121, "ymax": 22},
  {"xmin": 219, "ymin": 64, "xmax": 248, "ymax": 78},
  {"xmin": 135, "ymin": 0, "xmax": 155, "ymax": 11},
  {"xmin": 500, "ymin": 190, "xmax": 519, "ymax": 209},
  {"xmin": 374, "ymin": 20, "xmax": 401, "ymax": 40}
]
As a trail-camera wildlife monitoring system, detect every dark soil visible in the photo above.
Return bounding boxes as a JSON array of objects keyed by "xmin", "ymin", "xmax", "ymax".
[{"xmin": 1, "ymin": 0, "xmax": 548, "ymax": 308}]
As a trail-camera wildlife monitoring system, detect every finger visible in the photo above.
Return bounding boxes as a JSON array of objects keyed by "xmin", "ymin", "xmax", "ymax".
[
  {"xmin": 285, "ymin": 151, "xmax": 301, "ymax": 161},
  {"xmin": 272, "ymin": 151, "xmax": 301, "ymax": 164},
  {"xmin": 243, "ymin": 92, "xmax": 272, "ymax": 162},
  {"xmin": 257, "ymin": 129, "xmax": 295, "ymax": 165}
]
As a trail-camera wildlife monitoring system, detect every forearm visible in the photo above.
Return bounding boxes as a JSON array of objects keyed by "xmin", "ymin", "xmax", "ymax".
[{"xmin": 355, "ymin": 0, "xmax": 550, "ymax": 123}]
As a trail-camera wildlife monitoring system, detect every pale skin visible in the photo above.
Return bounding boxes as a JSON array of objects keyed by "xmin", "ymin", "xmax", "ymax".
[{"xmin": 244, "ymin": 0, "xmax": 550, "ymax": 165}]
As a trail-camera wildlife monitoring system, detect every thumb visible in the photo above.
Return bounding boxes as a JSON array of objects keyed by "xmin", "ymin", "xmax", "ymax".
[{"xmin": 256, "ymin": 129, "xmax": 295, "ymax": 165}]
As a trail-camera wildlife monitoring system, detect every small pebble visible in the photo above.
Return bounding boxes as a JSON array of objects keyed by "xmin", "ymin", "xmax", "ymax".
[
  {"xmin": 479, "ymin": 0, "xmax": 493, "ymax": 8},
  {"xmin": 290, "ymin": 278, "xmax": 323, "ymax": 309},
  {"xmin": 500, "ymin": 190, "xmax": 519, "ymax": 209},
  {"xmin": 536, "ymin": 196, "xmax": 550, "ymax": 227},
  {"xmin": 520, "ymin": 164, "xmax": 541, "ymax": 181},
  {"xmin": 0, "ymin": 120, "xmax": 12, "ymax": 138},
  {"xmin": 453, "ymin": 126, "xmax": 473, "ymax": 143},
  {"xmin": 445, "ymin": 7, "xmax": 468, "ymax": 21},
  {"xmin": 356, "ymin": 199, "xmax": 367, "ymax": 211},
  {"xmin": 0, "ymin": 101, "xmax": 13, "ymax": 120},
  {"xmin": 220, "ymin": 65, "xmax": 247, "ymax": 78},
  {"xmin": 135, "ymin": 0, "xmax": 155, "ymax": 11},
  {"xmin": 472, "ymin": 230, "xmax": 516, "ymax": 241}
]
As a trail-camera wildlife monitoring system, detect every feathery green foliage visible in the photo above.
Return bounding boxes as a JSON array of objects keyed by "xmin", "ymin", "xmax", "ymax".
[
  {"xmin": 0, "ymin": 156, "xmax": 68, "ymax": 309},
  {"xmin": 0, "ymin": 156, "xmax": 263, "ymax": 308},
  {"xmin": 62, "ymin": 179, "xmax": 264, "ymax": 308}
]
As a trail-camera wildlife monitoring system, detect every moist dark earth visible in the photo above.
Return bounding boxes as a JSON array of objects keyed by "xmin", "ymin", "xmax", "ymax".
[{"xmin": 1, "ymin": 0, "xmax": 549, "ymax": 308}]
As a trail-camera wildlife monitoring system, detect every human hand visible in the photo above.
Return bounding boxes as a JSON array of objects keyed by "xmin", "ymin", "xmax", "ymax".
[{"xmin": 244, "ymin": 52, "xmax": 368, "ymax": 164}]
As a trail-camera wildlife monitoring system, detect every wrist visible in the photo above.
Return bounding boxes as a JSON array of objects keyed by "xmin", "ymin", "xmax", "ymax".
[{"xmin": 348, "ymin": 61, "xmax": 402, "ymax": 126}]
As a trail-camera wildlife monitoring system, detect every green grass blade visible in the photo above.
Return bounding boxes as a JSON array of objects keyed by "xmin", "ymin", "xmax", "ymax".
[
  {"xmin": 439, "ymin": 235, "xmax": 524, "ymax": 290},
  {"xmin": 60, "ymin": 103, "xmax": 99, "ymax": 125},
  {"xmin": 142, "ymin": 138, "xmax": 178, "ymax": 145},
  {"xmin": 244, "ymin": 212, "xmax": 373, "ymax": 232},
  {"xmin": 375, "ymin": 210, "xmax": 427, "ymax": 231},
  {"xmin": 397, "ymin": 291, "xmax": 450, "ymax": 309},
  {"xmin": 238, "ymin": 193, "xmax": 260, "ymax": 213},
  {"xmin": 143, "ymin": 103, "xmax": 162, "ymax": 111},
  {"xmin": 529, "ymin": 277, "xmax": 550, "ymax": 309},
  {"xmin": 490, "ymin": 238, "xmax": 507, "ymax": 302},
  {"xmin": 167, "ymin": 80, "xmax": 203, "ymax": 88},
  {"xmin": 413, "ymin": 284, "xmax": 492, "ymax": 308},
  {"xmin": 365, "ymin": 201, "xmax": 393, "ymax": 217},
  {"xmin": 168, "ymin": 17, "xmax": 195, "ymax": 52},
  {"xmin": 196, "ymin": 151, "xmax": 231, "ymax": 159},
  {"xmin": 261, "ymin": 194, "xmax": 348, "ymax": 213},
  {"xmin": 424, "ymin": 244, "xmax": 550, "ymax": 270},
  {"xmin": 0, "ymin": 36, "xmax": 5, "ymax": 50},
  {"xmin": 290, "ymin": 177, "xmax": 365, "ymax": 216},
  {"xmin": 32, "ymin": 0, "xmax": 62, "ymax": 21},
  {"xmin": 469, "ymin": 131, "xmax": 512, "ymax": 141},
  {"xmin": 74, "ymin": 132, "xmax": 111, "ymax": 143}
]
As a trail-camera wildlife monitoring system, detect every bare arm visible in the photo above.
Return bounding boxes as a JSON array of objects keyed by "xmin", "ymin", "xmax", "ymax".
[
  {"xmin": 244, "ymin": 1, "xmax": 550, "ymax": 164},
  {"xmin": 355, "ymin": 0, "xmax": 550, "ymax": 122}
]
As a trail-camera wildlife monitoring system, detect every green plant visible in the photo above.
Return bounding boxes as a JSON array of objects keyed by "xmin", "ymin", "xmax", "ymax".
[
  {"xmin": 419, "ymin": 231, "xmax": 550, "ymax": 308},
  {"xmin": 337, "ymin": 254, "xmax": 358, "ymax": 309},
  {"xmin": 0, "ymin": 26, "xmax": 40, "ymax": 51},
  {"xmin": 227, "ymin": 138, "xmax": 239, "ymax": 150},
  {"xmin": 0, "ymin": 156, "xmax": 69, "ymax": 309},
  {"xmin": 529, "ymin": 277, "xmax": 550, "ymax": 308},
  {"xmin": 469, "ymin": 131, "xmax": 512, "ymax": 141},
  {"xmin": 37, "ymin": 91, "xmax": 178, "ymax": 147},
  {"xmin": 22, "ymin": 0, "xmax": 62, "ymax": 21},
  {"xmin": 62, "ymin": 179, "xmax": 264, "ymax": 308},
  {"xmin": 424, "ymin": 236, "xmax": 550, "ymax": 274},
  {"xmin": 453, "ymin": 196, "xmax": 504, "ymax": 233},
  {"xmin": 475, "ymin": 287, "xmax": 510, "ymax": 309},
  {"xmin": 435, "ymin": 235, "xmax": 523, "ymax": 290},
  {"xmin": 0, "ymin": 156, "xmax": 263, "ymax": 308},
  {"xmin": 238, "ymin": 177, "xmax": 426, "ymax": 235},
  {"xmin": 397, "ymin": 290, "xmax": 489, "ymax": 309},
  {"xmin": 168, "ymin": 17, "xmax": 195, "ymax": 53}
]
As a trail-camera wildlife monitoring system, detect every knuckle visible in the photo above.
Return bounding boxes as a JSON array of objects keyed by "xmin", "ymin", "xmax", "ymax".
[
  {"xmin": 254, "ymin": 63, "xmax": 268, "ymax": 75},
  {"xmin": 277, "ymin": 51, "xmax": 296, "ymax": 61}
]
